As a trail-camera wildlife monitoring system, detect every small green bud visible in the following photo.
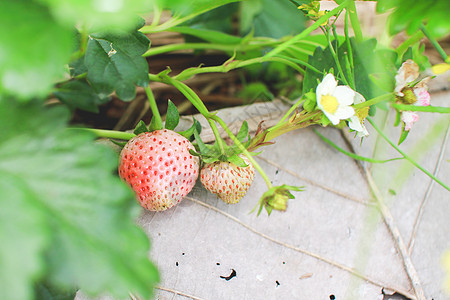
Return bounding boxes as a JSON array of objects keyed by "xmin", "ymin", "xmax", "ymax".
[{"xmin": 397, "ymin": 87, "xmax": 417, "ymax": 105}]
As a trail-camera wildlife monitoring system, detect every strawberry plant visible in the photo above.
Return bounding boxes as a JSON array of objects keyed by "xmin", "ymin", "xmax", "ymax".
[{"xmin": 1, "ymin": 0, "xmax": 449, "ymax": 299}]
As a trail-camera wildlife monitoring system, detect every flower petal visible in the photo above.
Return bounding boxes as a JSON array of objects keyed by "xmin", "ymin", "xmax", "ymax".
[
  {"xmin": 401, "ymin": 111, "xmax": 419, "ymax": 131},
  {"xmin": 348, "ymin": 116, "xmax": 364, "ymax": 131},
  {"xmin": 334, "ymin": 105, "xmax": 355, "ymax": 120},
  {"xmin": 395, "ymin": 59, "xmax": 419, "ymax": 95},
  {"xmin": 333, "ymin": 86, "xmax": 355, "ymax": 105},
  {"xmin": 323, "ymin": 111, "xmax": 340, "ymax": 125},
  {"xmin": 316, "ymin": 73, "xmax": 337, "ymax": 98},
  {"xmin": 354, "ymin": 92, "xmax": 366, "ymax": 105}
]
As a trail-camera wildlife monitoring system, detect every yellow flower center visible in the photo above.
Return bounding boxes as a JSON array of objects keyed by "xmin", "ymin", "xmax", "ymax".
[{"xmin": 321, "ymin": 95, "xmax": 338, "ymax": 114}]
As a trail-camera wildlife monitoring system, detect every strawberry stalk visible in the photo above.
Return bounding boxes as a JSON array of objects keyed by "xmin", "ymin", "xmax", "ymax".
[
  {"xmin": 150, "ymin": 72, "xmax": 275, "ymax": 189},
  {"xmin": 144, "ymin": 86, "xmax": 163, "ymax": 130},
  {"xmin": 75, "ymin": 128, "xmax": 136, "ymax": 140}
]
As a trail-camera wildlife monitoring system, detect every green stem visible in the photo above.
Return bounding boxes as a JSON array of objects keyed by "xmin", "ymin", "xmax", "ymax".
[
  {"xmin": 421, "ymin": 25, "xmax": 448, "ymax": 61},
  {"xmin": 353, "ymin": 93, "xmax": 394, "ymax": 109},
  {"xmin": 325, "ymin": 26, "xmax": 350, "ymax": 86},
  {"xmin": 150, "ymin": 1, "xmax": 162, "ymax": 26},
  {"xmin": 211, "ymin": 115, "xmax": 273, "ymax": 189},
  {"xmin": 396, "ymin": 31, "xmax": 424, "ymax": 58},
  {"xmin": 150, "ymin": 72, "xmax": 273, "ymax": 189},
  {"xmin": 392, "ymin": 103, "xmax": 450, "ymax": 113},
  {"xmin": 75, "ymin": 128, "xmax": 136, "ymax": 140},
  {"xmin": 173, "ymin": 56, "xmax": 305, "ymax": 82},
  {"xmin": 275, "ymin": 54, "xmax": 323, "ymax": 75},
  {"xmin": 344, "ymin": 10, "xmax": 355, "ymax": 89},
  {"xmin": 144, "ymin": 86, "xmax": 163, "ymax": 130},
  {"xmin": 345, "ymin": 0, "xmax": 363, "ymax": 42},
  {"xmin": 143, "ymin": 40, "xmax": 284, "ymax": 57},
  {"xmin": 367, "ymin": 118, "xmax": 449, "ymax": 191},
  {"xmin": 208, "ymin": 119, "xmax": 226, "ymax": 156},
  {"xmin": 248, "ymin": 110, "xmax": 321, "ymax": 151},
  {"xmin": 266, "ymin": 0, "xmax": 351, "ymax": 58},
  {"xmin": 278, "ymin": 98, "xmax": 305, "ymax": 124}
]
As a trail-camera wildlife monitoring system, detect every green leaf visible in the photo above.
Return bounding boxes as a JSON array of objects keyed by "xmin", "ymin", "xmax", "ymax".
[
  {"xmin": 240, "ymin": 0, "xmax": 307, "ymax": 38},
  {"xmin": 165, "ymin": 100, "xmax": 180, "ymax": 130},
  {"xmin": 133, "ymin": 120, "xmax": 149, "ymax": 135},
  {"xmin": 227, "ymin": 154, "xmax": 247, "ymax": 167},
  {"xmin": 36, "ymin": 0, "xmax": 152, "ymax": 32},
  {"xmin": 178, "ymin": 118, "xmax": 201, "ymax": 141},
  {"xmin": 303, "ymin": 38, "xmax": 397, "ymax": 101},
  {"xmin": 0, "ymin": 1, "xmax": 73, "ymax": 99},
  {"xmin": 398, "ymin": 126, "xmax": 410, "ymax": 145},
  {"xmin": 148, "ymin": 116, "xmax": 162, "ymax": 132},
  {"xmin": 0, "ymin": 175, "xmax": 49, "ymax": 300},
  {"xmin": 381, "ymin": 0, "xmax": 450, "ymax": 38},
  {"xmin": 34, "ymin": 280, "xmax": 77, "ymax": 300},
  {"xmin": 0, "ymin": 98, "xmax": 159, "ymax": 299},
  {"xmin": 157, "ymin": 0, "xmax": 240, "ymax": 19},
  {"xmin": 303, "ymin": 90, "xmax": 317, "ymax": 112},
  {"xmin": 181, "ymin": 1, "xmax": 240, "ymax": 34},
  {"xmin": 85, "ymin": 25, "xmax": 150, "ymax": 101},
  {"xmin": 53, "ymin": 81, "xmax": 110, "ymax": 113},
  {"xmin": 236, "ymin": 121, "xmax": 249, "ymax": 142},
  {"xmin": 110, "ymin": 139, "xmax": 127, "ymax": 148},
  {"xmin": 193, "ymin": 129, "xmax": 216, "ymax": 158}
]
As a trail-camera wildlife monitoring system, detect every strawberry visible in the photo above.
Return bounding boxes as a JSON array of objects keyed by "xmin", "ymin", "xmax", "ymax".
[
  {"xmin": 200, "ymin": 155, "xmax": 255, "ymax": 204},
  {"xmin": 118, "ymin": 129, "xmax": 199, "ymax": 211}
]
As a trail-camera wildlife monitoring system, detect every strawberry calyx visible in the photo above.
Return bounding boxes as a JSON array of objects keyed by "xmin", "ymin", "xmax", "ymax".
[
  {"xmin": 191, "ymin": 120, "xmax": 253, "ymax": 167},
  {"xmin": 254, "ymin": 185, "xmax": 305, "ymax": 216},
  {"xmin": 111, "ymin": 99, "xmax": 200, "ymax": 147}
]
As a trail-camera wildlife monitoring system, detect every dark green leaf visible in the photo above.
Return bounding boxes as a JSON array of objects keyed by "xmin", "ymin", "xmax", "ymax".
[
  {"xmin": 165, "ymin": 100, "xmax": 180, "ymax": 130},
  {"xmin": 240, "ymin": 0, "xmax": 307, "ymax": 38},
  {"xmin": 54, "ymin": 81, "xmax": 110, "ymax": 113},
  {"xmin": 0, "ymin": 98, "xmax": 159, "ymax": 299},
  {"xmin": 157, "ymin": 0, "xmax": 240, "ymax": 19},
  {"xmin": 110, "ymin": 139, "xmax": 127, "ymax": 148},
  {"xmin": 193, "ymin": 129, "xmax": 216, "ymax": 158},
  {"xmin": 227, "ymin": 154, "xmax": 247, "ymax": 167},
  {"xmin": 178, "ymin": 118, "xmax": 200, "ymax": 141},
  {"xmin": 148, "ymin": 115, "xmax": 163, "ymax": 131},
  {"xmin": 381, "ymin": 0, "xmax": 450, "ymax": 38},
  {"xmin": 236, "ymin": 121, "xmax": 249, "ymax": 142},
  {"xmin": 0, "ymin": 1, "xmax": 73, "ymax": 99},
  {"xmin": 398, "ymin": 126, "xmax": 410, "ymax": 145},
  {"xmin": 85, "ymin": 27, "xmax": 150, "ymax": 101},
  {"xmin": 133, "ymin": 120, "xmax": 149, "ymax": 135},
  {"xmin": 303, "ymin": 91, "xmax": 317, "ymax": 112},
  {"xmin": 181, "ymin": 2, "xmax": 239, "ymax": 34},
  {"xmin": 34, "ymin": 280, "xmax": 77, "ymax": 300}
]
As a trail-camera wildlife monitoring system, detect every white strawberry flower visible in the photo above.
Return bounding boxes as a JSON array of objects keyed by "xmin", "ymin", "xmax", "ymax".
[
  {"xmin": 316, "ymin": 73, "xmax": 355, "ymax": 125},
  {"xmin": 348, "ymin": 92, "xmax": 369, "ymax": 137},
  {"xmin": 394, "ymin": 59, "xmax": 432, "ymax": 131}
]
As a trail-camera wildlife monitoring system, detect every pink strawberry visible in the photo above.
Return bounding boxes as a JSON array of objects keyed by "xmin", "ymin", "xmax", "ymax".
[
  {"xmin": 200, "ymin": 156, "xmax": 255, "ymax": 204},
  {"xmin": 118, "ymin": 129, "xmax": 199, "ymax": 211}
]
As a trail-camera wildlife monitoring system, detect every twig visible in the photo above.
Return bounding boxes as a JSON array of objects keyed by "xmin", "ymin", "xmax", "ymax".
[
  {"xmin": 155, "ymin": 286, "xmax": 207, "ymax": 300},
  {"xmin": 408, "ymin": 122, "xmax": 450, "ymax": 254},
  {"xmin": 340, "ymin": 128, "xmax": 426, "ymax": 300},
  {"xmin": 185, "ymin": 196, "xmax": 415, "ymax": 299},
  {"xmin": 363, "ymin": 170, "xmax": 425, "ymax": 300}
]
